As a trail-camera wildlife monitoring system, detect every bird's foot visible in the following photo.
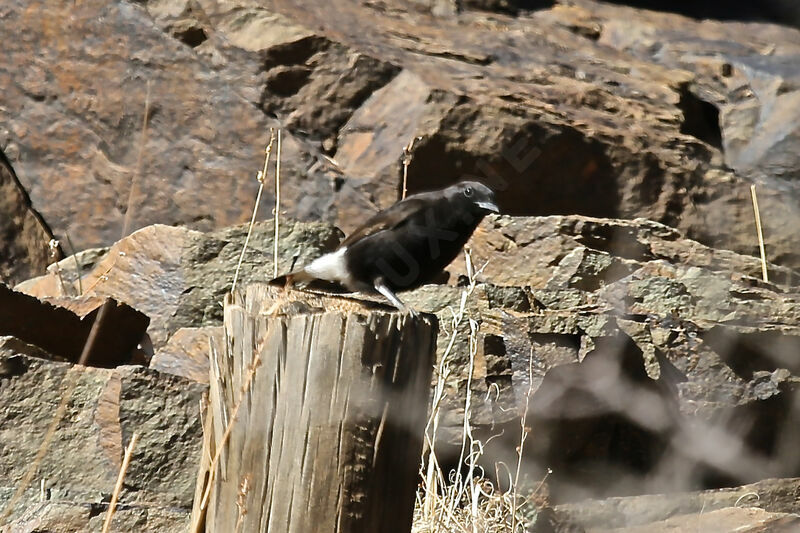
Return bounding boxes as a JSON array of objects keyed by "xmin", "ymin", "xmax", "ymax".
[{"xmin": 373, "ymin": 277, "xmax": 419, "ymax": 318}]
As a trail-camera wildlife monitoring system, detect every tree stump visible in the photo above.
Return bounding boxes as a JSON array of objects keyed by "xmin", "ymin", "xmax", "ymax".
[{"xmin": 191, "ymin": 284, "xmax": 437, "ymax": 533}]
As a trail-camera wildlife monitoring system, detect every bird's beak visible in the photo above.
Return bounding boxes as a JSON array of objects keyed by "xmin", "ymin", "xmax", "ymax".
[{"xmin": 477, "ymin": 200, "xmax": 500, "ymax": 213}]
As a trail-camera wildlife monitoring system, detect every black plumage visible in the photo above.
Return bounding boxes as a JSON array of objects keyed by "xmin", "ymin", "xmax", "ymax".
[{"xmin": 270, "ymin": 181, "xmax": 499, "ymax": 314}]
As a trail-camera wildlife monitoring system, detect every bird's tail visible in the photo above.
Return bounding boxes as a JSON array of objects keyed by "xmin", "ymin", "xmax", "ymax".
[
  {"xmin": 268, "ymin": 268, "xmax": 315, "ymax": 288},
  {"xmin": 269, "ymin": 269, "xmax": 349, "ymax": 294}
]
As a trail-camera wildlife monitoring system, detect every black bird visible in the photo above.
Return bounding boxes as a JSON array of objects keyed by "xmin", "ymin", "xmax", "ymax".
[{"xmin": 270, "ymin": 181, "xmax": 499, "ymax": 314}]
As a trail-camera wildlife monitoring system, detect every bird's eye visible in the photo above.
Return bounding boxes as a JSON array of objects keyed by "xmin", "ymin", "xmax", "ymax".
[{"xmin": 464, "ymin": 186, "xmax": 473, "ymax": 197}]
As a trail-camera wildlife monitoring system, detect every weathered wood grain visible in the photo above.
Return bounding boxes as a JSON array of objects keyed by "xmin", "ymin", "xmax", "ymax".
[{"xmin": 193, "ymin": 284, "xmax": 437, "ymax": 533}]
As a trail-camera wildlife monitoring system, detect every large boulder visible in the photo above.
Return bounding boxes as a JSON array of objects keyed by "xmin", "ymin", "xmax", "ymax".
[
  {"xmin": 407, "ymin": 216, "xmax": 800, "ymax": 500},
  {"xmin": 134, "ymin": 0, "xmax": 800, "ymax": 269},
  {"xmin": 0, "ymin": 347, "xmax": 205, "ymax": 528}
]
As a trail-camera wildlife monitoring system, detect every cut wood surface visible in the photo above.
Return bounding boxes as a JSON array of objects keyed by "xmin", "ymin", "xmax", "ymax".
[{"xmin": 192, "ymin": 284, "xmax": 437, "ymax": 533}]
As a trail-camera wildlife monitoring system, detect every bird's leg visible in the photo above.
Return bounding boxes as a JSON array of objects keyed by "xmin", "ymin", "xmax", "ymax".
[{"xmin": 373, "ymin": 277, "xmax": 418, "ymax": 318}]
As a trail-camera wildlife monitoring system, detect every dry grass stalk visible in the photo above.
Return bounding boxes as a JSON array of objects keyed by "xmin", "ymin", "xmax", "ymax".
[
  {"xmin": 401, "ymin": 136, "xmax": 420, "ymax": 200},
  {"xmin": 749, "ymin": 184, "xmax": 769, "ymax": 282},
  {"xmin": 77, "ymin": 299, "xmax": 115, "ymax": 366},
  {"xmin": 82, "ymin": 261, "xmax": 115, "ymax": 294},
  {"xmin": 273, "ymin": 129, "xmax": 282, "ymax": 278},
  {"xmin": 511, "ymin": 350, "xmax": 536, "ymax": 533},
  {"xmin": 101, "ymin": 432, "xmax": 140, "ymax": 533},
  {"xmin": 121, "ymin": 80, "xmax": 151, "ymax": 239},
  {"xmin": 414, "ymin": 252, "xmax": 534, "ymax": 533},
  {"xmin": 65, "ymin": 233, "xmax": 84, "ymax": 295},
  {"xmin": 47, "ymin": 238, "xmax": 67, "ymax": 295},
  {"xmin": 191, "ymin": 351, "xmax": 263, "ymax": 533},
  {"xmin": 231, "ymin": 129, "xmax": 276, "ymax": 294}
]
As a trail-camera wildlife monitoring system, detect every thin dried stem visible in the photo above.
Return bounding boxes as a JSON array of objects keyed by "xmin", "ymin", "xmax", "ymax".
[
  {"xmin": 77, "ymin": 299, "xmax": 114, "ymax": 366},
  {"xmin": 750, "ymin": 184, "xmax": 769, "ymax": 283},
  {"xmin": 414, "ymin": 251, "xmax": 530, "ymax": 533},
  {"xmin": 122, "ymin": 80, "xmax": 151, "ymax": 239},
  {"xmin": 401, "ymin": 136, "xmax": 420, "ymax": 200},
  {"xmin": 231, "ymin": 130, "xmax": 276, "ymax": 294},
  {"xmin": 102, "ymin": 432, "xmax": 140, "ymax": 533},
  {"xmin": 273, "ymin": 129, "xmax": 282, "ymax": 278},
  {"xmin": 64, "ymin": 233, "xmax": 83, "ymax": 295},
  {"xmin": 511, "ymin": 350, "xmax": 535, "ymax": 532},
  {"xmin": 193, "ymin": 353, "xmax": 263, "ymax": 533}
]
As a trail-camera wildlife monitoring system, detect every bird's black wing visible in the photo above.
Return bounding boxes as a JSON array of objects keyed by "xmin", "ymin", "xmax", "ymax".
[{"xmin": 339, "ymin": 196, "xmax": 429, "ymax": 248}]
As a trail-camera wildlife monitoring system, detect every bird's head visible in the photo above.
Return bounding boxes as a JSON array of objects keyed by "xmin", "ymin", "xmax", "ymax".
[{"xmin": 446, "ymin": 181, "xmax": 499, "ymax": 215}]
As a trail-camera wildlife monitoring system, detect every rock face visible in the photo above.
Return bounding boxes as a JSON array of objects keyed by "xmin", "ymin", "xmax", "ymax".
[
  {"xmin": 150, "ymin": 326, "xmax": 222, "ymax": 383},
  {"xmin": 4, "ymin": 501, "xmax": 190, "ymax": 533},
  {"xmin": 15, "ymin": 215, "xmax": 800, "ymax": 506},
  {"xmin": 0, "ymin": 0, "xmax": 345, "ymax": 251},
  {"xmin": 421, "ymin": 215, "xmax": 800, "ymax": 501},
  {"xmin": 2, "ymin": 0, "xmax": 800, "ymax": 270},
  {"xmin": 0, "ymin": 349, "xmax": 205, "ymax": 528},
  {"xmin": 6, "ymin": 213, "xmax": 800, "ymax": 528}
]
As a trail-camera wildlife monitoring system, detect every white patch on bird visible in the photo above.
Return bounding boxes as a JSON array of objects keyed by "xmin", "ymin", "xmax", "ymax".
[{"xmin": 304, "ymin": 247, "xmax": 352, "ymax": 286}]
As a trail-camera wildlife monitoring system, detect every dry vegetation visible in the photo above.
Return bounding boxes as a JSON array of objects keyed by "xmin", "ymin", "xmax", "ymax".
[{"xmin": 413, "ymin": 252, "xmax": 539, "ymax": 533}]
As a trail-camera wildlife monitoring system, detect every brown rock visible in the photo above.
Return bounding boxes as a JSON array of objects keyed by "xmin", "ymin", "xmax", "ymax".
[
  {"xmin": 18, "ymin": 224, "xmax": 192, "ymax": 349},
  {"xmin": 5, "ymin": 0, "xmax": 800, "ymax": 271},
  {"xmin": 150, "ymin": 326, "xmax": 222, "ymax": 383},
  {"xmin": 0, "ymin": 0, "xmax": 345, "ymax": 251},
  {"xmin": 456, "ymin": 215, "xmax": 799, "ymax": 288},
  {"xmin": 204, "ymin": 0, "xmax": 800, "ymax": 266}
]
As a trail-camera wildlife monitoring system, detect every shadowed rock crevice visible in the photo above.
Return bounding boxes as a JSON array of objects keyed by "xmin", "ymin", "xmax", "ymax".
[
  {"xmin": 461, "ymin": 0, "xmax": 555, "ymax": 16},
  {"xmin": 406, "ymin": 121, "xmax": 620, "ymax": 218},
  {"xmin": 678, "ymin": 85, "xmax": 723, "ymax": 149},
  {"xmin": 600, "ymin": 0, "xmax": 800, "ymax": 27},
  {"xmin": 174, "ymin": 26, "xmax": 207, "ymax": 48},
  {"xmin": 262, "ymin": 34, "xmax": 328, "ymax": 66}
]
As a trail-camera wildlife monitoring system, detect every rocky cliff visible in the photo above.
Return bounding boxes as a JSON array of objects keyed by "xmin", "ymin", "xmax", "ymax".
[{"xmin": 2, "ymin": 0, "xmax": 800, "ymax": 531}]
